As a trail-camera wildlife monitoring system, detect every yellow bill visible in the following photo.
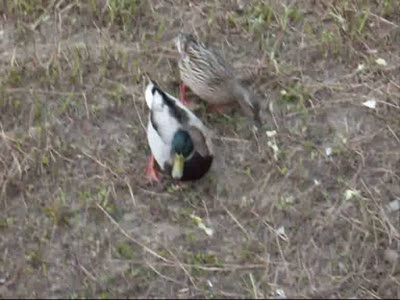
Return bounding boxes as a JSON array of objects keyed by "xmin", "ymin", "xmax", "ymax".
[{"xmin": 172, "ymin": 154, "xmax": 185, "ymax": 179}]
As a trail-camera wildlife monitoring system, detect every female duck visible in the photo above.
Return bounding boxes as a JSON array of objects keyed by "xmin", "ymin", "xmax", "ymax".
[
  {"xmin": 145, "ymin": 81, "xmax": 213, "ymax": 182},
  {"xmin": 175, "ymin": 32, "xmax": 262, "ymax": 128}
]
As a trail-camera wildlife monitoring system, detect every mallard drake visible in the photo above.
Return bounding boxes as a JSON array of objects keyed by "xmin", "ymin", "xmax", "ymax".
[
  {"xmin": 144, "ymin": 80, "xmax": 214, "ymax": 182},
  {"xmin": 175, "ymin": 32, "xmax": 262, "ymax": 128}
]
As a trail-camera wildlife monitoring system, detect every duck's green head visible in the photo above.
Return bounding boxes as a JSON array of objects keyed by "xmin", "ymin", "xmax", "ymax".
[{"xmin": 171, "ymin": 130, "xmax": 194, "ymax": 179}]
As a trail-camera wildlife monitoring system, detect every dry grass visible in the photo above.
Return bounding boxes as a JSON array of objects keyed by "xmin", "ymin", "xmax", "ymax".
[{"xmin": 1, "ymin": 0, "xmax": 399, "ymax": 298}]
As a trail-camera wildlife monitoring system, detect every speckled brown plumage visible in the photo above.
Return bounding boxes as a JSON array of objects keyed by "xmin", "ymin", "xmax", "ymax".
[{"xmin": 175, "ymin": 32, "xmax": 262, "ymax": 128}]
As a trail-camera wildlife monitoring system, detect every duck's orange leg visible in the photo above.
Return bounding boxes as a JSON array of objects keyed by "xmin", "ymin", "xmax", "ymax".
[
  {"xmin": 145, "ymin": 155, "xmax": 159, "ymax": 182},
  {"xmin": 180, "ymin": 83, "xmax": 199, "ymax": 110},
  {"xmin": 180, "ymin": 83, "xmax": 190, "ymax": 106}
]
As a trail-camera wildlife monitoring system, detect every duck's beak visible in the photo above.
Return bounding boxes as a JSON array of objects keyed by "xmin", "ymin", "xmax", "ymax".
[{"xmin": 172, "ymin": 154, "xmax": 185, "ymax": 179}]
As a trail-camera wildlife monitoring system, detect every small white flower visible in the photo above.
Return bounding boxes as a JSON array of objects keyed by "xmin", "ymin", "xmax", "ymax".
[
  {"xmin": 362, "ymin": 99, "xmax": 377, "ymax": 109},
  {"xmin": 356, "ymin": 63, "xmax": 365, "ymax": 72},
  {"xmin": 280, "ymin": 90, "xmax": 287, "ymax": 96},
  {"xmin": 344, "ymin": 189, "xmax": 360, "ymax": 201},
  {"xmin": 284, "ymin": 196, "xmax": 294, "ymax": 204},
  {"xmin": 276, "ymin": 288, "xmax": 286, "ymax": 298},
  {"xmin": 339, "ymin": 135, "xmax": 347, "ymax": 144},
  {"xmin": 386, "ymin": 199, "xmax": 399, "ymax": 212},
  {"xmin": 375, "ymin": 57, "xmax": 387, "ymax": 66},
  {"xmin": 266, "ymin": 130, "xmax": 277, "ymax": 137},
  {"xmin": 325, "ymin": 147, "xmax": 332, "ymax": 156},
  {"xmin": 314, "ymin": 179, "xmax": 321, "ymax": 186}
]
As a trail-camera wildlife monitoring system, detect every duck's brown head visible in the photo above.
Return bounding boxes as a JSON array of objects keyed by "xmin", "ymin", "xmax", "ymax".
[{"xmin": 175, "ymin": 32, "xmax": 198, "ymax": 54}]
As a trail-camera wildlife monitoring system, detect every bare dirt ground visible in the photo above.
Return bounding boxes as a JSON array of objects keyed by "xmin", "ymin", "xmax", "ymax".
[{"xmin": 1, "ymin": 0, "xmax": 399, "ymax": 298}]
